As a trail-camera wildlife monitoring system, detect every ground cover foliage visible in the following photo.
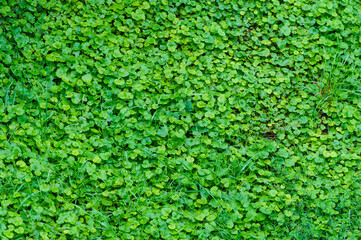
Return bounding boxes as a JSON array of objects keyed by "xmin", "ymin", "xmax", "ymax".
[{"xmin": 1, "ymin": 0, "xmax": 361, "ymax": 239}]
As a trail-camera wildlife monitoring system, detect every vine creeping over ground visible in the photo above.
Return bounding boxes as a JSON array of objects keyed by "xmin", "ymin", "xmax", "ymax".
[{"xmin": 1, "ymin": 0, "xmax": 361, "ymax": 239}]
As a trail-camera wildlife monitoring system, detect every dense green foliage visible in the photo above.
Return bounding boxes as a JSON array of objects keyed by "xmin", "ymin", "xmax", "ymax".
[{"xmin": 1, "ymin": 0, "xmax": 361, "ymax": 239}]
